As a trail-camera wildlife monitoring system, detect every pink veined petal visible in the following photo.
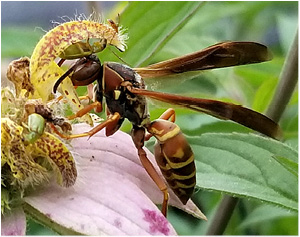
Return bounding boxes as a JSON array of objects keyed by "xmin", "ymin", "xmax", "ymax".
[
  {"xmin": 71, "ymin": 124, "xmax": 206, "ymax": 220},
  {"xmin": 24, "ymin": 123, "xmax": 205, "ymax": 235},
  {"xmin": 24, "ymin": 125, "xmax": 175, "ymax": 235},
  {"xmin": 1, "ymin": 207, "xmax": 26, "ymax": 236},
  {"xmin": 25, "ymin": 177, "xmax": 174, "ymax": 235}
]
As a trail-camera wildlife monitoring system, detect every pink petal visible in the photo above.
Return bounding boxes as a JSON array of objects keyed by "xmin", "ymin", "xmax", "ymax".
[
  {"xmin": 24, "ymin": 124, "xmax": 205, "ymax": 235},
  {"xmin": 1, "ymin": 207, "xmax": 26, "ymax": 235},
  {"xmin": 70, "ymin": 124, "xmax": 205, "ymax": 219}
]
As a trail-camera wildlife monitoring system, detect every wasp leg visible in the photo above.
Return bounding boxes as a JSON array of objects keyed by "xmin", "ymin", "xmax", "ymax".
[
  {"xmin": 158, "ymin": 108, "xmax": 176, "ymax": 122},
  {"xmin": 49, "ymin": 123, "xmax": 71, "ymax": 139},
  {"xmin": 82, "ymin": 112, "xmax": 120, "ymax": 138},
  {"xmin": 51, "ymin": 112, "xmax": 120, "ymax": 139},
  {"xmin": 52, "ymin": 88, "xmax": 92, "ymax": 105},
  {"xmin": 132, "ymin": 126, "xmax": 169, "ymax": 217},
  {"xmin": 77, "ymin": 95, "xmax": 90, "ymax": 101},
  {"xmin": 68, "ymin": 101, "xmax": 102, "ymax": 120},
  {"xmin": 145, "ymin": 108, "xmax": 176, "ymax": 141},
  {"xmin": 106, "ymin": 118, "xmax": 124, "ymax": 137},
  {"xmin": 48, "ymin": 95, "xmax": 65, "ymax": 105}
]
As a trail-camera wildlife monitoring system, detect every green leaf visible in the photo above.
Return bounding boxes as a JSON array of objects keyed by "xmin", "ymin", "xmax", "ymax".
[
  {"xmin": 2, "ymin": 26, "xmax": 43, "ymax": 57},
  {"xmin": 190, "ymin": 133, "xmax": 298, "ymax": 211},
  {"xmin": 238, "ymin": 205, "xmax": 297, "ymax": 230},
  {"xmin": 273, "ymin": 155, "xmax": 298, "ymax": 177},
  {"xmin": 234, "ymin": 58, "xmax": 282, "ymax": 88},
  {"xmin": 99, "ymin": 2, "xmax": 204, "ymax": 66},
  {"xmin": 185, "ymin": 120, "xmax": 251, "ymax": 136},
  {"xmin": 252, "ymin": 77, "xmax": 278, "ymax": 112}
]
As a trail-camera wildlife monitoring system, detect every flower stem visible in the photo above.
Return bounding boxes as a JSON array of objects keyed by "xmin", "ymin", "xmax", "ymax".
[
  {"xmin": 23, "ymin": 202, "xmax": 82, "ymax": 235},
  {"xmin": 206, "ymin": 30, "xmax": 298, "ymax": 235}
]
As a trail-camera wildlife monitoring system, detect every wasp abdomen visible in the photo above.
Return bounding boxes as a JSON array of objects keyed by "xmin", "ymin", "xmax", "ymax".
[{"xmin": 148, "ymin": 120, "xmax": 196, "ymax": 204}]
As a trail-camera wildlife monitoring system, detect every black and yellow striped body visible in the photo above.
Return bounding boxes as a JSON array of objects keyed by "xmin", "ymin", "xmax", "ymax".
[{"xmin": 147, "ymin": 119, "xmax": 196, "ymax": 204}]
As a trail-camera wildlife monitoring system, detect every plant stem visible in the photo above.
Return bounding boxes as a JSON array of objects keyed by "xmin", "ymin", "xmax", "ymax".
[
  {"xmin": 206, "ymin": 30, "xmax": 298, "ymax": 235},
  {"xmin": 266, "ymin": 29, "xmax": 298, "ymax": 122},
  {"xmin": 206, "ymin": 196, "xmax": 239, "ymax": 235}
]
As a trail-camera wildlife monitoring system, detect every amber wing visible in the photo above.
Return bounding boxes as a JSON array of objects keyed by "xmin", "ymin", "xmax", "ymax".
[
  {"xmin": 130, "ymin": 88, "xmax": 282, "ymax": 139},
  {"xmin": 134, "ymin": 41, "xmax": 272, "ymax": 78}
]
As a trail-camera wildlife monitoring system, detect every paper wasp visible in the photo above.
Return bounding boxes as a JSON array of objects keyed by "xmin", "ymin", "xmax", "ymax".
[{"xmin": 53, "ymin": 41, "xmax": 281, "ymax": 216}]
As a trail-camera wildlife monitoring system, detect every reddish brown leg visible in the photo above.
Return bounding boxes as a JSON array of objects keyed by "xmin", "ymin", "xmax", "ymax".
[
  {"xmin": 145, "ymin": 108, "xmax": 176, "ymax": 141},
  {"xmin": 138, "ymin": 147, "xmax": 169, "ymax": 216},
  {"xmin": 50, "ymin": 94, "xmax": 92, "ymax": 110},
  {"xmin": 82, "ymin": 112, "xmax": 120, "ymax": 138},
  {"xmin": 158, "ymin": 108, "xmax": 176, "ymax": 122},
  {"xmin": 106, "ymin": 106, "xmax": 111, "ymax": 117},
  {"xmin": 48, "ymin": 95, "xmax": 64, "ymax": 104},
  {"xmin": 77, "ymin": 95, "xmax": 91, "ymax": 101},
  {"xmin": 105, "ymin": 113, "xmax": 122, "ymax": 136},
  {"xmin": 49, "ymin": 123, "xmax": 71, "ymax": 139},
  {"xmin": 132, "ymin": 127, "xmax": 169, "ymax": 216},
  {"xmin": 67, "ymin": 101, "xmax": 102, "ymax": 120},
  {"xmin": 50, "ymin": 112, "xmax": 120, "ymax": 139}
]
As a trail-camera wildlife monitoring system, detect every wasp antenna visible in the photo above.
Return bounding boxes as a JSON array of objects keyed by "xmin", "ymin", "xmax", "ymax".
[
  {"xmin": 108, "ymin": 47, "xmax": 131, "ymax": 66},
  {"xmin": 53, "ymin": 65, "xmax": 74, "ymax": 93},
  {"xmin": 53, "ymin": 76, "xmax": 65, "ymax": 94}
]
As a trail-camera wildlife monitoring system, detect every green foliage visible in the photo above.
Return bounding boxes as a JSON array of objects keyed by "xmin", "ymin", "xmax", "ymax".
[
  {"xmin": 2, "ymin": 26, "xmax": 43, "ymax": 58},
  {"xmin": 237, "ymin": 205, "xmax": 298, "ymax": 235},
  {"xmin": 192, "ymin": 133, "xmax": 297, "ymax": 211},
  {"xmin": 2, "ymin": 1, "xmax": 297, "ymax": 235},
  {"xmin": 100, "ymin": 1, "xmax": 205, "ymax": 66}
]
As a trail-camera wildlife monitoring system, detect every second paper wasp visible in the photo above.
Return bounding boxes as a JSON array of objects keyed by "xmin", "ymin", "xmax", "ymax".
[{"xmin": 53, "ymin": 41, "xmax": 281, "ymax": 217}]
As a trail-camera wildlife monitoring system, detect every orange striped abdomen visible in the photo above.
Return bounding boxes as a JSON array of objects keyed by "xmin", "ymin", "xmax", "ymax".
[{"xmin": 148, "ymin": 120, "xmax": 196, "ymax": 204}]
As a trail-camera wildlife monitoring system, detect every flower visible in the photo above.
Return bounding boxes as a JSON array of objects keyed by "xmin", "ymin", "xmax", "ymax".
[{"xmin": 2, "ymin": 124, "xmax": 206, "ymax": 235}]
